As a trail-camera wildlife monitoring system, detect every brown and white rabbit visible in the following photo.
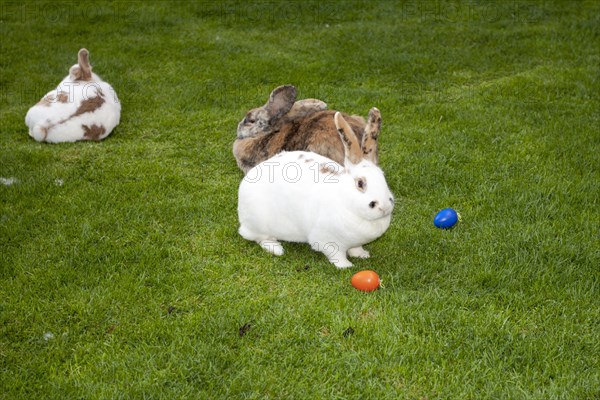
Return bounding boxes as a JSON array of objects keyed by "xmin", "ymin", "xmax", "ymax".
[
  {"xmin": 233, "ymin": 85, "xmax": 377, "ymax": 174},
  {"xmin": 238, "ymin": 109, "xmax": 393, "ymax": 269},
  {"xmin": 25, "ymin": 48, "xmax": 120, "ymax": 143}
]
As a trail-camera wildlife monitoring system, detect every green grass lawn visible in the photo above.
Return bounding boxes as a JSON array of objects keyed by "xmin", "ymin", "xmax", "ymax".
[{"xmin": 1, "ymin": 1, "xmax": 599, "ymax": 398}]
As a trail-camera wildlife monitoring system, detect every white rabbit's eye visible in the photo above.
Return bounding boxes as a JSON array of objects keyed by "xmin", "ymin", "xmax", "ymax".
[
  {"xmin": 355, "ymin": 177, "xmax": 367, "ymax": 192},
  {"xmin": 369, "ymin": 201, "xmax": 378, "ymax": 209}
]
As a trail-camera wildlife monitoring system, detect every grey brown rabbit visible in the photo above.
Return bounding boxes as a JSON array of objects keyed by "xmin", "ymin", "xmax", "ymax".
[{"xmin": 233, "ymin": 85, "xmax": 381, "ymax": 174}]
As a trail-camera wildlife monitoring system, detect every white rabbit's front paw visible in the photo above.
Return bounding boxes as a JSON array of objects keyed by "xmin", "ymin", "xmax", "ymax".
[
  {"xmin": 348, "ymin": 247, "xmax": 370, "ymax": 259},
  {"xmin": 332, "ymin": 258, "xmax": 353, "ymax": 269}
]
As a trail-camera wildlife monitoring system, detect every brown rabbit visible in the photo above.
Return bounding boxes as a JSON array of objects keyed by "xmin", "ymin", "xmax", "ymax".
[{"xmin": 233, "ymin": 85, "xmax": 381, "ymax": 174}]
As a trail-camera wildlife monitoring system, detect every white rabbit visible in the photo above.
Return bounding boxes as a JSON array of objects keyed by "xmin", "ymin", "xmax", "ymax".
[
  {"xmin": 238, "ymin": 109, "xmax": 394, "ymax": 269},
  {"xmin": 25, "ymin": 48, "xmax": 120, "ymax": 143}
]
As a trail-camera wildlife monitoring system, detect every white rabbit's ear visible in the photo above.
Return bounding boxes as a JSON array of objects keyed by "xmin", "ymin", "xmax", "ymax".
[
  {"xmin": 77, "ymin": 48, "xmax": 92, "ymax": 81},
  {"xmin": 334, "ymin": 112, "xmax": 362, "ymax": 165},
  {"xmin": 265, "ymin": 85, "xmax": 297, "ymax": 121},
  {"xmin": 361, "ymin": 107, "xmax": 381, "ymax": 164}
]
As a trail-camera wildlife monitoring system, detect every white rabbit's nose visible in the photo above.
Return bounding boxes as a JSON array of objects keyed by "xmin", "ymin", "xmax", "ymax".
[{"xmin": 380, "ymin": 197, "xmax": 395, "ymax": 215}]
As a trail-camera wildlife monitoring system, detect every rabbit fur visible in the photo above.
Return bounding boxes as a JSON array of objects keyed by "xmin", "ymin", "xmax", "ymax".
[
  {"xmin": 238, "ymin": 109, "xmax": 394, "ymax": 269},
  {"xmin": 233, "ymin": 85, "xmax": 376, "ymax": 174},
  {"xmin": 25, "ymin": 48, "xmax": 120, "ymax": 143}
]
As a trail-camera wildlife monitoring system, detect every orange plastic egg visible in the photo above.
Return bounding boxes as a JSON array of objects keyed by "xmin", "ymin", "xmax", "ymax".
[{"xmin": 351, "ymin": 270, "xmax": 380, "ymax": 292}]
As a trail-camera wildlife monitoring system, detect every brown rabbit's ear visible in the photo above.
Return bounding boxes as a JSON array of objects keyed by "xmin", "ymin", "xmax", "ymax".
[
  {"xmin": 77, "ymin": 48, "xmax": 92, "ymax": 81},
  {"xmin": 334, "ymin": 112, "xmax": 362, "ymax": 165},
  {"xmin": 265, "ymin": 85, "xmax": 297, "ymax": 121},
  {"xmin": 361, "ymin": 107, "xmax": 381, "ymax": 164},
  {"xmin": 286, "ymin": 99, "xmax": 327, "ymax": 120}
]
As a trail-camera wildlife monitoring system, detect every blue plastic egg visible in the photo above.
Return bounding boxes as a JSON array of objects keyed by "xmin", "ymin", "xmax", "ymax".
[{"xmin": 434, "ymin": 208, "xmax": 459, "ymax": 229}]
